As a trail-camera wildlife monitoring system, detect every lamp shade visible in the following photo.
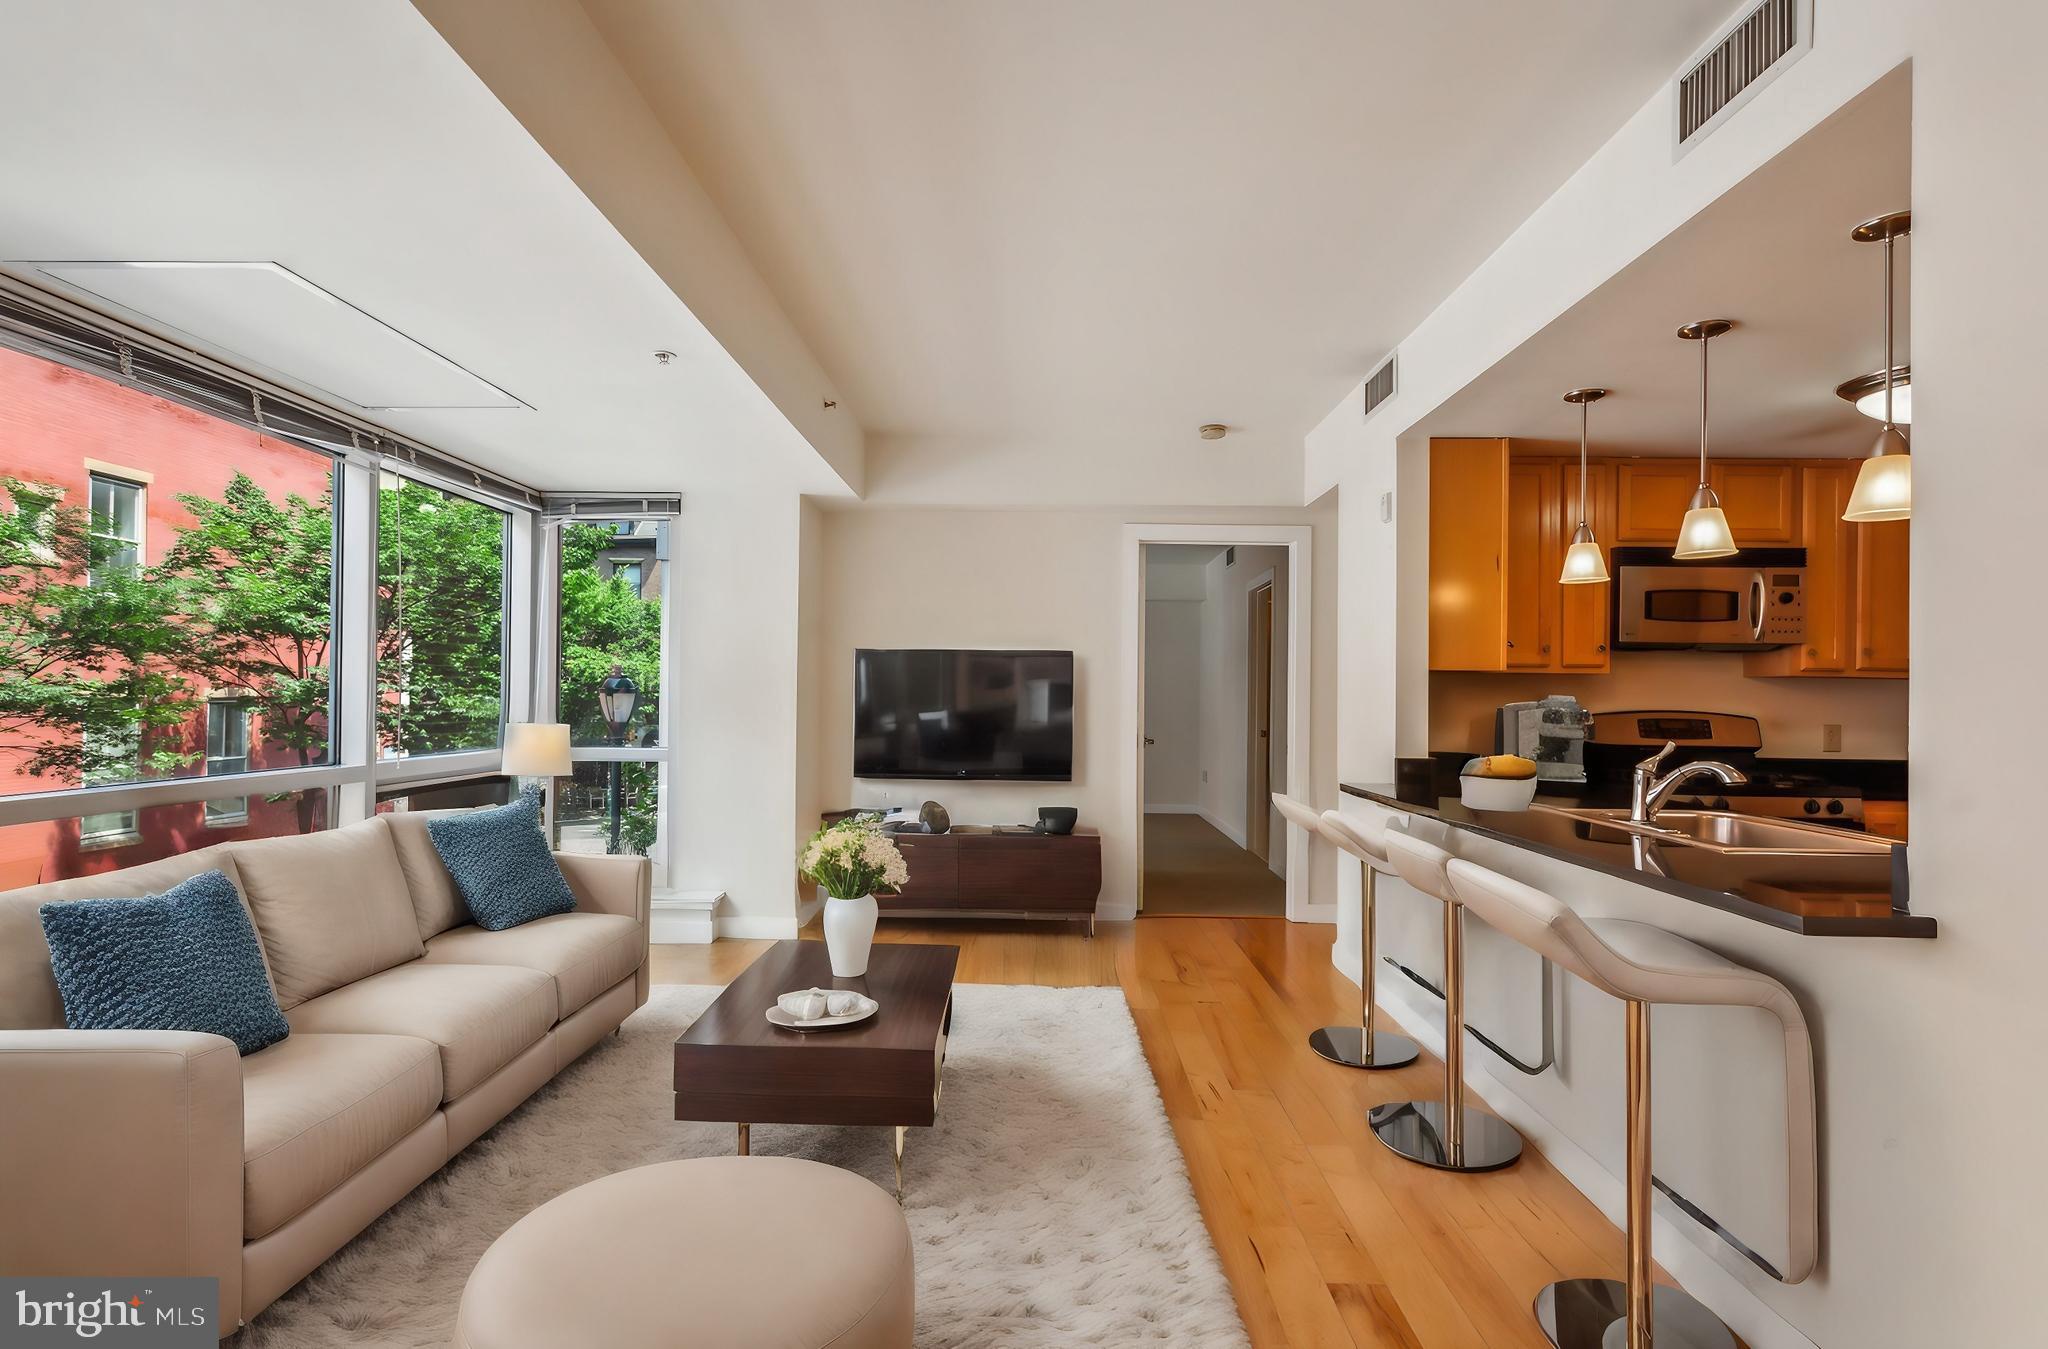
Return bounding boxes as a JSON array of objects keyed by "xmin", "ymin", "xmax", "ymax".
[
  {"xmin": 1844, "ymin": 442, "xmax": 1913, "ymax": 522},
  {"xmin": 1559, "ymin": 540, "xmax": 1609, "ymax": 584},
  {"xmin": 1674, "ymin": 505, "xmax": 1738, "ymax": 560},
  {"xmin": 502, "ymin": 722, "xmax": 572, "ymax": 778}
]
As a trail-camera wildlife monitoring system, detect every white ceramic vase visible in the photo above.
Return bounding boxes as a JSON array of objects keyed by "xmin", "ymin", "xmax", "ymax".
[{"xmin": 823, "ymin": 894, "xmax": 878, "ymax": 977}]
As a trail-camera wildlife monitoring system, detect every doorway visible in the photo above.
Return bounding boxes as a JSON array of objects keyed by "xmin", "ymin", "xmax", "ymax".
[{"xmin": 1136, "ymin": 542, "xmax": 1288, "ymax": 918}]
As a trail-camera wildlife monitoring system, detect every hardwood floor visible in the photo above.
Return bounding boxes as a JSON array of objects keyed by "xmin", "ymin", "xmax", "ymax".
[
  {"xmin": 1143, "ymin": 811, "xmax": 1287, "ymax": 916},
  {"xmin": 652, "ymin": 917, "xmax": 1667, "ymax": 1349}
]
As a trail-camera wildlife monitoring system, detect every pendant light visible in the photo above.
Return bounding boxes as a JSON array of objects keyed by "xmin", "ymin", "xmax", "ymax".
[
  {"xmin": 1673, "ymin": 319, "xmax": 1738, "ymax": 559},
  {"xmin": 1843, "ymin": 210, "xmax": 1912, "ymax": 522},
  {"xmin": 1558, "ymin": 387, "xmax": 1610, "ymax": 584}
]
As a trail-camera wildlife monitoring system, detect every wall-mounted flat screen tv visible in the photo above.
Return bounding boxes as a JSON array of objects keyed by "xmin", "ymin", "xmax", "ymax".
[{"xmin": 853, "ymin": 648, "xmax": 1074, "ymax": 781}]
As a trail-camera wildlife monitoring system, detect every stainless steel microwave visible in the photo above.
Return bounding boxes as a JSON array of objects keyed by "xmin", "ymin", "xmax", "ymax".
[{"xmin": 1610, "ymin": 547, "xmax": 1806, "ymax": 650}]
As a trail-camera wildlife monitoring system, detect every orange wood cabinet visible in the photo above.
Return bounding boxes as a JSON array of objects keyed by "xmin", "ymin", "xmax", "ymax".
[
  {"xmin": 1428, "ymin": 438, "xmax": 1511, "ymax": 671},
  {"xmin": 1613, "ymin": 459, "xmax": 1798, "ymax": 546},
  {"xmin": 1430, "ymin": 441, "xmax": 1609, "ymax": 673},
  {"xmin": 1744, "ymin": 460, "xmax": 1909, "ymax": 679}
]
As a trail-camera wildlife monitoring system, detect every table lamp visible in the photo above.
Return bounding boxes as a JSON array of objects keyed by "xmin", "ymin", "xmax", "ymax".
[{"xmin": 503, "ymin": 722, "xmax": 572, "ymax": 832}]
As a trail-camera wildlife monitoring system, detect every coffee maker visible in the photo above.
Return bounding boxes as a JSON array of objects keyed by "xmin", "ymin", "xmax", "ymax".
[{"xmin": 1493, "ymin": 696, "xmax": 1593, "ymax": 784}]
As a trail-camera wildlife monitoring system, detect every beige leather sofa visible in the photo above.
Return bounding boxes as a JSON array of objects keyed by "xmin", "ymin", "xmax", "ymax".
[{"xmin": 0, "ymin": 813, "xmax": 651, "ymax": 1338}]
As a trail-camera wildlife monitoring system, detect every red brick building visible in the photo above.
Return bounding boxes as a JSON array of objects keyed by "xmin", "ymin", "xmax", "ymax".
[{"xmin": 0, "ymin": 343, "xmax": 333, "ymax": 885}]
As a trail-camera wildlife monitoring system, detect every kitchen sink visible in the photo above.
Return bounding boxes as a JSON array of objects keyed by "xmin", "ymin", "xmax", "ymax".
[{"xmin": 1532, "ymin": 806, "xmax": 1898, "ymax": 857}]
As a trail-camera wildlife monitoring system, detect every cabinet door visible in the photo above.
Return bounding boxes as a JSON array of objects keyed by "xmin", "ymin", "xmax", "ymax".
[
  {"xmin": 1709, "ymin": 463, "xmax": 1798, "ymax": 544},
  {"xmin": 1614, "ymin": 460, "xmax": 1699, "ymax": 543},
  {"xmin": 1558, "ymin": 462, "xmax": 1611, "ymax": 670},
  {"xmin": 882, "ymin": 834, "xmax": 958, "ymax": 905},
  {"xmin": 1505, "ymin": 460, "xmax": 1559, "ymax": 669},
  {"xmin": 1429, "ymin": 439, "xmax": 1510, "ymax": 671},
  {"xmin": 1854, "ymin": 519, "xmax": 1910, "ymax": 673},
  {"xmin": 1794, "ymin": 464, "xmax": 1852, "ymax": 673}
]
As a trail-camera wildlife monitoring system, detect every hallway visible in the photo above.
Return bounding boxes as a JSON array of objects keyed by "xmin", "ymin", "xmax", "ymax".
[{"xmin": 1141, "ymin": 811, "xmax": 1285, "ymax": 917}]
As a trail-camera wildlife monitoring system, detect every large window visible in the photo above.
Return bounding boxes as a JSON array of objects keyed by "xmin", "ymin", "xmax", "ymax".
[
  {"xmin": 378, "ymin": 473, "xmax": 507, "ymax": 760},
  {"xmin": 550, "ymin": 517, "xmax": 668, "ymax": 874},
  {"xmin": 203, "ymin": 699, "xmax": 250, "ymax": 826},
  {"xmin": 86, "ymin": 473, "xmax": 143, "ymax": 583}
]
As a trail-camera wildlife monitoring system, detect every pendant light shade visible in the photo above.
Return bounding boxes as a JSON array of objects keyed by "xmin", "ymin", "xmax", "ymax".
[
  {"xmin": 1673, "ymin": 319, "xmax": 1738, "ymax": 559},
  {"xmin": 1844, "ymin": 210, "xmax": 1912, "ymax": 522},
  {"xmin": 1559, "ymin": 387, "xmax": 1610, "ymax": 584}
]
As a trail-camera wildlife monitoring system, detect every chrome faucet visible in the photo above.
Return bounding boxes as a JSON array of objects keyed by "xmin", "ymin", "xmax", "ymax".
[{"xmin": 1629, "ymin": 741, "xmax": 1748, "ymax": 827}]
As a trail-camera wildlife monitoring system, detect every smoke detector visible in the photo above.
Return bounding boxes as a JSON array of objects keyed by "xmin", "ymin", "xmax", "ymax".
[{"xmin": 1197, "ymin": 423, "xmax": 1227, "ymax": 440}]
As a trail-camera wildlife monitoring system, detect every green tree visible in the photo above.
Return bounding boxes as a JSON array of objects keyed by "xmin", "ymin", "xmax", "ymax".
[
  {"xmin": 0, "ymin": 477, "xmax": 196, "ymax": 785},
  {"xmin": 157, "ymin": 471, "xmax": 335, "ymax": 831},
  {"xmin": 378, "ymin": 479, "xmax": 506, "ymax": 756},
  {"xmin": 557, "ymin": 522, "xmax": 662, "ymax": 745}
]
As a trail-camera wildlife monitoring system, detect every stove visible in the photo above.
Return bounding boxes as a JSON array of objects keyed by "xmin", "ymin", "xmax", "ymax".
[{"xmin": 1582, "ymin": 710, "xmax": 1865, "ymax": 827}]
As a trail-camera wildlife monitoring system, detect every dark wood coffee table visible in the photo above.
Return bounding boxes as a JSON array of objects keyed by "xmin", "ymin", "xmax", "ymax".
[{"xmin": 673, "ymin": 940, "xmax": 957, "ymax": 1199}]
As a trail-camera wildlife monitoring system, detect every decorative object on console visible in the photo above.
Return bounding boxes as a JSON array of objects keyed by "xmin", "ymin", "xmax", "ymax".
[
  {"xmin": 1843, "ymin": 209, "xmax": 1912, "ymax": 522},
  {"xmin": 38, "ymin": 868, "xmax": 289, "ymax": 1054},
  {"xmin": 798, "ymin": 814, "xmax": 908, "ymax": 977},
  {"xmin": 918, "ymin": 800, "xmax": 951, "ymax": 834},
  {"xmin": 1673, "ymin": 318, "xmax": 1739, "ymax": 560},
  {"xmin": 1558, "ymin": 387, "xmax": 1611, "ymax": 584},
  {"xmin": 1037, "ymin": 806, "xmax": 1078, "ymax": 835},
  {"xmin": 427, "ymin": 789, "xmax": 580, "ymax": 931}
]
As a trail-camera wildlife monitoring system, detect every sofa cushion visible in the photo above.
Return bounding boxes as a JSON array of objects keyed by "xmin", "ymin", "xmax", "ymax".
[
  {"xmin": 0, "ymin": 845, "xmax": 250, "ymax": 1030},
  {"xmin": 241, "ymin": 1032, "xmax": 443, "ymax": 1239},
  {"xmin": 427, "ymin": 793, "xmax": 578, "ymax": 932},
  {"xmin": 230, "ymin": 818, "xmax": 424, "ymax": 1010},
  {"xmin": 285, "ymin": 962, "xmax": 555, "ymax": 1101},
  {"xmin": 423, "ymin": 913, "xmax": 643, "ymax": 1021},
  {"xmin": 39, "ymin": 870, "xmax": 289, "ymax": 1055},
  {"xmin": 383, "ymin": 809, "xmax": 472, "ymax": 941}
]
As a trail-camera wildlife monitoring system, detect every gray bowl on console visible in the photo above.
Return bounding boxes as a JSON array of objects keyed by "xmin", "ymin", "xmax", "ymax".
[{"xmin": 1037, "ymin": 807, "xmax": 1078, "ymax": 835}]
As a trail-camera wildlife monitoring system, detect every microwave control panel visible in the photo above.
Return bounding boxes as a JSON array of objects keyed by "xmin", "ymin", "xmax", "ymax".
[{"xmin": 1762, "ymin": 572, "xmax": 1805, "ymax": 641}]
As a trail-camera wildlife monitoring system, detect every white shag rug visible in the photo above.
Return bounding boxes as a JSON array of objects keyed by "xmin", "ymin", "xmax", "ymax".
[{"xmin": 233, "ymin": 982, "xmax": 1249, "ymax": 1348}]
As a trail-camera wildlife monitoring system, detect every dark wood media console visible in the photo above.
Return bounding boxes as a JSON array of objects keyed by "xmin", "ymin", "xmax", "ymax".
[{"xmin": 821, "ymin": 816, "xmax": 1102, "ymax": 935}]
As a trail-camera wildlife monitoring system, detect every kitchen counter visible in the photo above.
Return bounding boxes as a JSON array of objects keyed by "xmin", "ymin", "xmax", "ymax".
[{"xmin": 1340, "ymin": 783, "xmax": 1934, "ymax": 938}]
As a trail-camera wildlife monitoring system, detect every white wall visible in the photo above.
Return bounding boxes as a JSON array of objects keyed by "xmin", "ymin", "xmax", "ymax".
[
  {"xmin": 1195, "ymin": 544, "xmax": 1289, "ymax": 862},
  {"xmin": 1141, "ymin": 549, "xmax": 1208, "ymax": 810},
  {"xmin": 1429, "ymin": 654, "xmax": 1910, "ymax": 760},
  {"xmin": 667, "ymin": 489, "xmax": 806, "ymax": 938},
  {"xmin": 1304, "ymin": 3, "xmax": 2048, "ymax": 1344},
  {"xmin": 811, "ymin": 501, "xmax": 1339, "ymax": 918}
]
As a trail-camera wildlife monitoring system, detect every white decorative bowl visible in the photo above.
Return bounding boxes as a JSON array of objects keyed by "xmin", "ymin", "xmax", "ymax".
[{"xmin": 1459, "ymin": 774, "xmax": 1538, "ymax": 812}]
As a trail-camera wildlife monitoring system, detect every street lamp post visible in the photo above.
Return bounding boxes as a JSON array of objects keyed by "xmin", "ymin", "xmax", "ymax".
[{"xmin": 597, "ymin": 663, "xmax": 640, "ymax": 855}]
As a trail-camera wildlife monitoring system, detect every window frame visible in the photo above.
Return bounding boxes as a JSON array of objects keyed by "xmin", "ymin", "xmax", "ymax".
[
  {"xmin": 202, "ymin": 698, "xmax": 251, "ymax": 827},
  {"xmin": 85, "ymin": 470, "xmax": 145, "ymax": 585}
]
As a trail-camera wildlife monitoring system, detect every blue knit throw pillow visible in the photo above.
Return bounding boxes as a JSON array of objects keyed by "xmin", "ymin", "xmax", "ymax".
[
  {"xmin": 40, "ymin": 869, "xmax": 289, "ymax": 1055},
  {"xmin": 426, "ymin": 790, "xmax": 579, "ymax": 931}
]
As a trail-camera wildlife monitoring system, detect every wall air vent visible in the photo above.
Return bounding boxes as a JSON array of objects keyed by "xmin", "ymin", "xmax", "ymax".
[
  {"xmin": 1361, "ymin": 355, "xmax": 1396, "ymax": 422},
  {"xmin": 1674, "ymin": 0, "xmax": 1811, "ymax": 155}
]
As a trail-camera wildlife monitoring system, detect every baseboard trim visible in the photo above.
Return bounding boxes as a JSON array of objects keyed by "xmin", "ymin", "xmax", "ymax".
[
  {"xmin": 714, "ymin": 912, "xmax": 801, "ymax": 941},
  {"xmin": 1144, "ymin": 804, "xmax": 1203, "ymax": 815},
  {"xmin": 649, "ymin": 890, "xmax": 722, "ymax": 945},
  {"xmin": 1293, "ymin": 902, "xmax": 1337, "ymax": 925},
  {"xmin": 1332, "ymin": 939, "xmax": 1820, "ymax": 1349},
  {"xmin": 1197, "ymin": 807, "xmax": 1249, "ymax": 849},
  {"xmin": 1097, "ymin": 901, "xmax": 1138, "ymax": 922}
]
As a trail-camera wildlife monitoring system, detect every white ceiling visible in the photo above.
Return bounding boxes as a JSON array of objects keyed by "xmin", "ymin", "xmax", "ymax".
[
  {"xmin": 1412, "ymin": 68, "xmax": 1913, "ymax": 459},
  {"xmin": 576, "ymin": 0, "xmax": 1739, "ymax": 502},
  {"xmin": 0, "ymin": 2, "xmax": 838, "ymax": 494}
]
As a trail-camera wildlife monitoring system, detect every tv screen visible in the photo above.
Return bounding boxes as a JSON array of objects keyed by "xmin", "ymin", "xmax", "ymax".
[{"xmin": 853, "ymin": 649, "xmax": 1074, "ymax": 781}]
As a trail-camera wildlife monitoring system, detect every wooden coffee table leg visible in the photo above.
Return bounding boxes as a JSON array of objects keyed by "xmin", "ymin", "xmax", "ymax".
[
  {"xmin": 892, "ymin": 1125, "xmax": 907, "ymax": 1203},
  {"xmin": 736, "ymin": 1123, "xmax": 749, "ymax": 1156}
]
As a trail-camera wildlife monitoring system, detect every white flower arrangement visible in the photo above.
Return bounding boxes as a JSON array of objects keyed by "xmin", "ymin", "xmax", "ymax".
[{"xmin": 798, "ymin": 813, "xmax": 910, "ymax": 901}]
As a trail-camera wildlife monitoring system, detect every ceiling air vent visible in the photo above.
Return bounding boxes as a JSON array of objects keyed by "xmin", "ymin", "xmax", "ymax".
[
  {"xmin": 1674, "ymin": 0, "xmax": 1811, "ymax": 154},
  {"xmin": 1361, "ymin": 355, "xmax": 1396, "ymax": 422}
]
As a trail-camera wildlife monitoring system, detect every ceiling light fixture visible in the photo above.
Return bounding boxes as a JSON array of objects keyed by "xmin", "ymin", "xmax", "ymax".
[
  {"xmin": 1835, "ymin": 366, "xmax": 1912, "ymax": 424},
  {"xmin": 1843, "ymin": 210, "xmax": 1912, "ymax": 522},
  {"xmin": 1673, "ymin": 319, "xmax": 1739, "ymax": 559},
  {"xmin": 1559, "ymin": 387, "xmax": 1610, "ymax": 584},
  {"xmin": 1198, "ymin": 423, "xmax": 1227, "ymax": 440}
]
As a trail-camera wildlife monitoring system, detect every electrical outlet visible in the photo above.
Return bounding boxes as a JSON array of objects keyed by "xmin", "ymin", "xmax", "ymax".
[{"xmin": 1822, "ymin": 723, "xmax": 1843, "ymax": 753}]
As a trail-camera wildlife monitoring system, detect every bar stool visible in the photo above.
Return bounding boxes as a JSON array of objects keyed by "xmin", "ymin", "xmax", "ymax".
[
  {"xmin": 1445, "ymin": 858, "xmax": 1818, "ymax": 1349},
  {"xmin": 1375, "ymin": 831, "xmax": 1524, "ymax": 1171},
  {"xmin": 1309, "ymin": 808, "xmax": 1417, "ymax": 1069}
]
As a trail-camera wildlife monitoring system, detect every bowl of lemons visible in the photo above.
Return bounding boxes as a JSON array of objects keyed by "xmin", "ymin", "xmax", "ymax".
[{"xmin": 1459, "ymin": 755, "xmax": 1539, "ymax": 811}]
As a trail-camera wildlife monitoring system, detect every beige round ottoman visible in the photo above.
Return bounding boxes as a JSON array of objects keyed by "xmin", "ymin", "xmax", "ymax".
[{"xmin": 453, "ymin": 1156, "xmax": 914, "ymax": 1349}]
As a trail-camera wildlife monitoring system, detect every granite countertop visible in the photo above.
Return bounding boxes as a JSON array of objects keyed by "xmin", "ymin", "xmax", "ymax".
[{"xmin": 1340, "ymin": 783, "xmax": 1935, "ymax": 939}]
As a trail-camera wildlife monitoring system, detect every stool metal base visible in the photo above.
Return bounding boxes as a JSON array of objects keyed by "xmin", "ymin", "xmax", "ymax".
[
  {"xmin": 1308, "ymin": 1025, "xmax": 1420, "ymax": 1070},
  {"xmin": 1368, "ymin": 1099, "xmax": 1523, "ymax": 1172},
  {"xmin": 1534, "ymin": 1278, "xmax": 1736, "ymax": 1349}
]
